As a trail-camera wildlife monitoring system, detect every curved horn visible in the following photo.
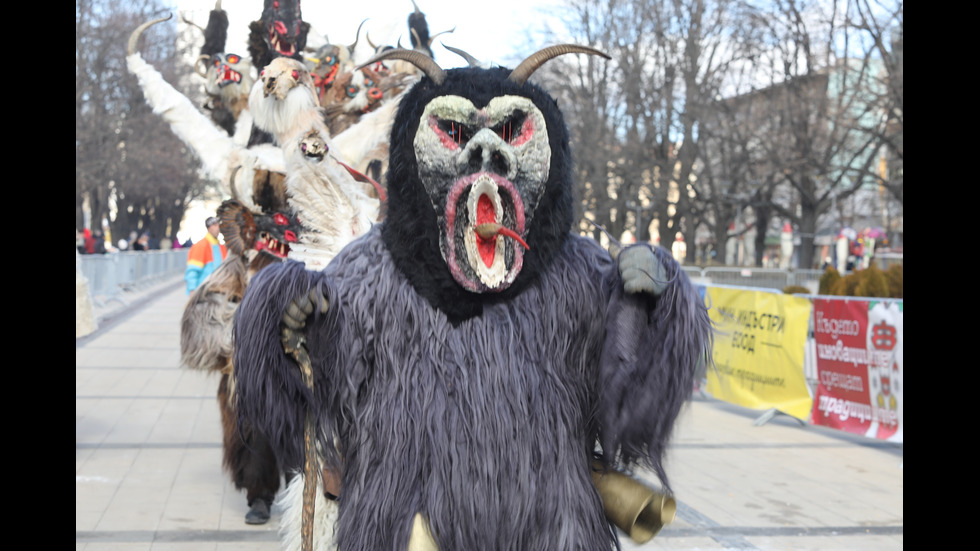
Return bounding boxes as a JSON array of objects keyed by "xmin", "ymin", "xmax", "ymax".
[
  {"xmin": 128, "ymin": 14, "xmax": 173, "ymax": 56},
  {"xmin": 442, "ymin": 44, "xmax": 482, "ymax": 68},
  {"xmin": 350, "ymin": 18, "xmax": 368, "ymax": 52},
  {"xmin": 366, "ymin": 32, "xmax": 377, "ymax": 51},
  {"xmin": 215, "ymin": 0, "xmax": 221, "ymax": 9},
  {"xmin": 508, "ymin": 44, "xmax": 610, "ymax": 85},
  {"xmin": 410, "ymin": 28, "xmax": 423, "ymax": 51},
  {"xmin": 358, "ymin": 48, "xmax": 445, "ymax": 85},
  {"xmin": 428, "ymin": 27, "xmax": 456, "ymax": 47},
  {"xmin": 195, "ymin": 54, "xmax": 211, "ymax": 78},
  {"xmin": 180, "ymin": 14, "xmax": 205, "ymax": 34}
]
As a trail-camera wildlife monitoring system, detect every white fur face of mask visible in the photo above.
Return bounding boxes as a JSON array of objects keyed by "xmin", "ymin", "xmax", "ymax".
[
  {"xmin": 249, "ymin": 57, "xmax": 320, "ymax": 140},
  {"xmin": 205, "ymin": 52, "xmax": 255, "ymax": 101},
  {"xmin": 412, "ymin": 94, "xmax": 550, "ymax": 292}
]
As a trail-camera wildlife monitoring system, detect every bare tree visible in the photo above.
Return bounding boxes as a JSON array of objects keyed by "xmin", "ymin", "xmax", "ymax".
[
  {"xmin": 692, "ymin": 0, "xmax": 902, "ymax": 267},
  {"xmin": 537, "ymin": 2, "xmax": 623, "ymax": 242},
  {"xmin": 841, "ymin": 0, "xmax": 902, "ymax": 253},
  {"xmin": 76, "ymin": 0, "xmax": 208, "ymax": 247},
  {"xmin": 847, "ymin": 0, "xmax": 901, "ymax": 204},
  {"xmin": 541, "ymin": 0, "xmax": 744, "ymax": 266},
  {"xmin": 670, "ymin": 0, "xmax": 765, "ymax": 263},
  {"xmin": 467, "ymin": 0, "xmax": 904, "ymax": 268},
  {"xmin": 742, "ymin": 0, "xmax": 901, "ymax": 266}
]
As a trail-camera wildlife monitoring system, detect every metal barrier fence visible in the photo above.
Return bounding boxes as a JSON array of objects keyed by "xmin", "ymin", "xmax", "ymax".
[
  {"xmin": 78, "ymin": 250, "xmax": 188, "ymax": 305},
  {"xmin": 682, "ymin": 266, "xmax": 825, "ymax": 292},
  {"xmin": 77, "ymin": 250, "xmax": 825, "ymax": 307}
]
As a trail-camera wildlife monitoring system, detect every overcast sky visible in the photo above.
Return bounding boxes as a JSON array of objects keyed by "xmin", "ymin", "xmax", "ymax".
[{"xmin": 172, "ymin": 0, "xmax": 567, "ymax": 69}]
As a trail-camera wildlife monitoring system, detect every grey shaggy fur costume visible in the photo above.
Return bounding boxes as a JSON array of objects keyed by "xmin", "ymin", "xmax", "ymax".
[
  {"xmin": 234, "ymin": 50, "xmax": 712, "ymax": 550},
  {"xmin": 233, "ymin": 225, "xmax": 711, "ymax": 550}
]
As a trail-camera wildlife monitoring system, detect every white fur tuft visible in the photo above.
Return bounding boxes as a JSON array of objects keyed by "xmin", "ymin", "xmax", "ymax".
[{"xmin": 277, "ymin": 473, "xmax": 340, "ymax": 551}]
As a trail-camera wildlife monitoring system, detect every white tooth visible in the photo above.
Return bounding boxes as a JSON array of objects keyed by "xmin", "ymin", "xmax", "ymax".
[{"xmin": 466, "ymin": 176, "xmax": 502, "ymax": 227}]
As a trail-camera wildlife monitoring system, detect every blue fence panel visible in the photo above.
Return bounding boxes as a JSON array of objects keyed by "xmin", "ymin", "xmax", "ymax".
[{"xmin": 78, "ymin": 249, "xmax": 187, "ymax": 305}]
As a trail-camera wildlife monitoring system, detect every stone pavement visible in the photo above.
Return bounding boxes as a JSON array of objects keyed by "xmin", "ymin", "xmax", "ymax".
[{"xmin": 76, "ymin": 275, "xmax": 903, "ymax": 550}]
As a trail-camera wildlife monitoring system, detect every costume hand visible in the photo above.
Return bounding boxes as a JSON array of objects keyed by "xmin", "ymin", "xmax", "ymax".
[
  {"xmin": 280, "ymin": 288, "xmax": 329, "ymax": 358},
  {"xmin": 611, "ymin": 243, "xmax": 668, "ymax": 296}
]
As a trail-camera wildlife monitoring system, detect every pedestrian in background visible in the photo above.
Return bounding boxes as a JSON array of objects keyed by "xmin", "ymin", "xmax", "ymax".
[
  {"xmin": 185, "ymin": 216, "xmax": 228, "ymax": 294},
  {"xmin": 133, "ymin": 232, "xmax": 150, "ymax": 251},
  {"xmin": 92, "ymin": 229, "xmax": 107, "ymax": 254},
  {"xmin": 671, "ymin": 232, "xmax": 687, "ymax": 265},
  {"xmin": 82, "ymin": 228, "xmax": 96, "ymax": 254}
]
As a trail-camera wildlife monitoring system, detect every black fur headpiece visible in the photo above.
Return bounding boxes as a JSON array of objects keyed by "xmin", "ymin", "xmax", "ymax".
[
  {"xmin": 200, "ymin": 8, "xmax": 229, "ymax": 57},
  {"xmin": 408, "ymin": 1, "xmax": 433, "ymax": 57}
]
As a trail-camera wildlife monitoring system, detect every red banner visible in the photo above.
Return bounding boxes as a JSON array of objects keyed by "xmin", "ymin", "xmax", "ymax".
[{"xmin": 810, "ymin": 299, "xmax": 903, "ymax": 442}]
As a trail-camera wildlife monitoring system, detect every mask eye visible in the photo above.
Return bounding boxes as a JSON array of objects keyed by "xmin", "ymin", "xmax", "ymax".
[
  {"xmin": 493, "ymin": 111, "xmax": 527, "ymax": 144},
  {"xmin": 346, "ymin": 85, "xmax": 358, "ymax": 98},
  {"xmin": 226, "ymin": 54, "xmax": 240, "ymax": 64},
  {"xmin": 325, "ymin": 55, "xmax": 334, "ymax": 65},
  {"xmin": 437, "ymin": 119, "xmax": 472, "ymax": 145},
  {"xmin": 363, "ymin": 78, "xmax": 374, "ymax": 87},
  {"xmin": 273, "ymin": 213, "xmax": 289, "ymax": 226}
]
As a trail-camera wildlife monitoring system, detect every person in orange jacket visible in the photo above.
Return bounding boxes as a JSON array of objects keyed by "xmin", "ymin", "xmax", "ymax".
[{"xmin": 185, "ymin": 216, "xmax": 228, "ymax": 294}]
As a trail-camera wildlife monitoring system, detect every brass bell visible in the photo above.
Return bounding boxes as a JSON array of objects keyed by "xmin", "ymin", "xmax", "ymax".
[{"xmin": 591, "ymin": 462, "xmax": 677, "ymax": 543}]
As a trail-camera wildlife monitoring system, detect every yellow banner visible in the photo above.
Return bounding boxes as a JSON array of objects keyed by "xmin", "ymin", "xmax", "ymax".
[{"xmin": 705, "ymin": 288, "xmax": 813, "ymax": 420}]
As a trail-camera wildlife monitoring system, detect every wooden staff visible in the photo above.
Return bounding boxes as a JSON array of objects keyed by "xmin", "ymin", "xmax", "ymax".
[{"xmin": 282, "ymin": 290, "xmax": 328, "ymax": 551}]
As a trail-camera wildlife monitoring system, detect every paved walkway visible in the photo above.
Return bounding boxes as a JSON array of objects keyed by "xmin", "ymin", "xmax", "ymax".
[{"xmin": 76, "ymin": 275, "xmax": 903, "ymax": 550}]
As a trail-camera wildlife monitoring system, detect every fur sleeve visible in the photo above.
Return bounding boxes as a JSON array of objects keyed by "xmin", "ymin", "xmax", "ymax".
[
  {"xmin": 179, "ymin": 254, "xmax": 247, "ymax": 372},
  {"xmin": 233, "ymin": 259, "xmax": 338, "ymax": 472},
  {"xmin": 126, "ymin": 53, "xmax": 234, "ymax": 183},
  {"xmin": 597, "ymin": 244, "xmax": 713, "ymax": 493}
]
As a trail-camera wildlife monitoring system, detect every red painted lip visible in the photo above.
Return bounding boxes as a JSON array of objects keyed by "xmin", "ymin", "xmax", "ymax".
[{"xmin": 443, "ymin": 172, "xmax": 527, "ymax": 292}]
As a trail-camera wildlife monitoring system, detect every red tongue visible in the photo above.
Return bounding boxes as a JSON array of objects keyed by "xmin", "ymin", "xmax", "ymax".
[{"xmin": 476, "ymin": 194, "xmax": 496, "ymax": 267}]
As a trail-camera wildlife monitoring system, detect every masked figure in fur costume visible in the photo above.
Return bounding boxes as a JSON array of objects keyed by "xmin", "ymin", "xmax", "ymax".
[
  {"xmin": 180, "ymin": 177, "xmax": 304, "ymax": 524},
  {"xmin": 181, "ymin": 1, "xmax": 254, "ymax": 136},
  {"xmin": 248, "ymin": 55, "xmax": 387, "ymax": 271},
  {"xmin": 126, "ymin": 15, "xmax": 397, "ymax": 263},
  {"xmin": 233, "ymin": 45, "xmax": 713, "ymax": 550}
]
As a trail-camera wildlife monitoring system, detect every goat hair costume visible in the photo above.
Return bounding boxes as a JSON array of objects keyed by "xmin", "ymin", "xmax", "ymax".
[
  {"xmin": 179, "ymin": 184, "xmax": 303, "ymax": 517},
  {"xmin": 233, "ymin": 45, "xmax": 713, "ymax": 550}
]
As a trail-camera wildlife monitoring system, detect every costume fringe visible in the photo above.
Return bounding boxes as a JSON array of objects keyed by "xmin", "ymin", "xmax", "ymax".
[
  {"xmin": 234, "ymin": 259, "xmax": 330, "ymax": 472},
  {"xmin": 597, "ymin": 243, "xmax": 714, "ymax": 492},
  {"xmin": 218, "ymin": 373, "xmax": 282, "ymax": 505}
]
